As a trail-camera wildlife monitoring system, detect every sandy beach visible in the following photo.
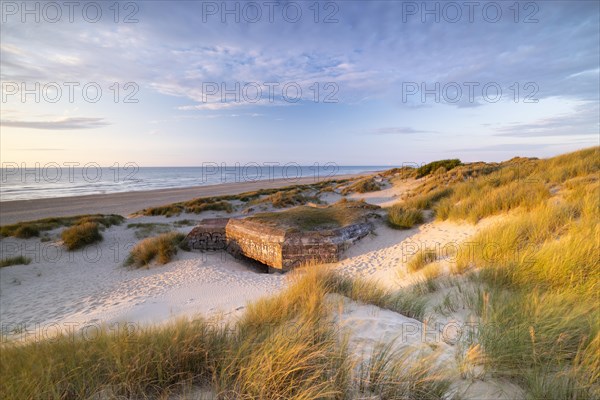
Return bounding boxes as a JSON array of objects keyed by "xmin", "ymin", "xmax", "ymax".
[{"xmin": 0, "ymin": 173, "xmax": 365, "ymax": 225}]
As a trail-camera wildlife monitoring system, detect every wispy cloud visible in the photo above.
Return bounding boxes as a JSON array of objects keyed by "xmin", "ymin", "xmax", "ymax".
[
  {"xmin": 369, "ymin": 127, "xmax": 433, "ymax": 135},
  {"xmin": 1, "ymin": 117, "xmax": 110, "ymax": 130},
  {"xmin": 494, "ymin": 103, "xmax": 599, "ymax": 137}
]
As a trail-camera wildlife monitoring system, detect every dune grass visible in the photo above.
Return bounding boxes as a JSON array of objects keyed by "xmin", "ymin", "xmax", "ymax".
[
  {"xmin": 0, "ymin": 267, "xmax": 444, "ymax": 400},
  {"xmin": 126, "ymin": 222, "xmax": 172, "ymax": 239},
  {"xmin": 0, "ymin": 255, "xmax": 32, "ymax": 268},
  {"xmin": 432, "ymin": 147, "xmax": 600, "ymax": 397},
  {"xmin": 263, "ymin": 188, "xmax": 322, "ymax": 208},
  {"xmin": 248, "ymin": 200, "xmax": 377, "ymax": 231},
  {"xmin": 61, "ymin": 222, "xmax": 103, "ymax": 250},
  {"xmin": 387, "ymin": 205, "xmax": 424, "ymax": 229},
  {"xmin": 341, "ymin": 177, "xmax": 382, "ymax": 194},
  {"xmin": 0, "ymin": 214, "xmax": 124, "ymax": 238},
  {"xmin": 125, "ymin": 232, "xmax": 187, "ymax": 268},
  {"xmin": 134, "ymin": 180, "xmax": 348, "ymax": 217},
  {"xmin": 407, "ymin": 247, "xmax": 438, "ymax": 272},
  {"xmin": 416, "ymin": 159, "xmax": 462, "ymax": 178}
]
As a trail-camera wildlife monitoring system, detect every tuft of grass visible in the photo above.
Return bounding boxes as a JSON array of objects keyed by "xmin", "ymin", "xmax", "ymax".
[
  {"xmin": 324, "ymin": 272, "xmax": 428, "ymax": 320},
  {"xmin": 141, "ymin": 198, "xmax": 233, "ymax": 217},
  {"xmin": 408, "ymin": 247, "xmax": 438, "ymax": 272},
  {"xmin": 403, "ymin": 187, "xmax": 453, "ymax": 210},
  {"xmin": 387, "ymin": 205, "xmax": 424, "ymax": 229},
  {"xmin": 265, "ymin": 189, "xmax": 321, "ymax": 208},
  {"xmin": 341, "ymin": 177, "xmax": 382, "ymax": 195},
  {"xmin": 359, "ymin": 342, "xmax": 451, "ymax": 399},
  {"xmin": 125, "ymin": 232, "xmax": 187, "ymax": 268},
  {"xmin": 1, "ymin": 214, "xmax": 124, "ymax": 238},
  {"xmin": 126, "ymin": 222, "xmax": 171, "ymax": 239},
  {"xmin": 61, "ymin": 222, "xmax": 102, "ymax": 251},
  {"xmin": 0, "ymin": 255, "xmax": 32, "ymax": 268}
]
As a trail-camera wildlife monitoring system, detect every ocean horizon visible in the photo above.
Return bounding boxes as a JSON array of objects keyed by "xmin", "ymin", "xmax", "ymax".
[{"xmin": 0, "ymin": 165, "xmax": 392, "ymax": 202}]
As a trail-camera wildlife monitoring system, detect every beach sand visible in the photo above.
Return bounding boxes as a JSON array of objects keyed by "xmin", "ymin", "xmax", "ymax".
[{"xmin": 0, "ymin": 173, "xmax": 364, "ymax": 225}]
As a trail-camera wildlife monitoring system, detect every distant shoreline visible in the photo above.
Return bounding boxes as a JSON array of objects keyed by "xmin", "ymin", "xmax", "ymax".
[{"xmin": 0, "ymin": 172, "xmax": 373, "ymax": 225}]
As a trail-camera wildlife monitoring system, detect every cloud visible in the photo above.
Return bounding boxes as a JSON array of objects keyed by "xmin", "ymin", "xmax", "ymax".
[
  {"xmin": 369, "ymin": 127, "xmax": 433, "ymax": 135},
  {"xmin": 494, "ymin": 102, "xmax": 599, "ymax": 137},
  {"xmin": 11, "ymin": 148, "xmax": 65, "ymax": 151},
  {"xmin": 1, "ymin": 117, "xmax": 110, "ymax": 130}
]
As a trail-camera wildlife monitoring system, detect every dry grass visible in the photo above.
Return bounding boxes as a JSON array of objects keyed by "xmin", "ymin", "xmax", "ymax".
[
  {"xmin": 341, "ymin": 177, "xmax": 382, "ymax": 194},
  {"xmin": 125, "ymin": 232, "xmax": 187, "ymax": 268},
  {"xmin": 407, "ymin": 247, "xmax": 438, "ymax": 272},
  {"xmin": 0, "ymin": 214, "xmax": 124, "ymax": 238},
  {"xmin": 61, "ymin": 222, "xmax": 102, "ymax": 250},
  {"xmin": 248, "ymin": 200, "xmax": 377, "ymax": 231},
  {"xmin": 126, "ymin": 222, "xmax": 172, "ymax": 239},
  {"xmin": 0, "ymin": 267, "xmax": 443, "ymax": 399},
  {"xmin": 134, "ymin": 180, "xmax": 348, "ymax": 217},
  {"xmin": 0, "ymin": 255, "xmax": 32, "ymax": 268},
  {"xmin": 438, "ymin": 147, "xmax": 600, "ymax": 397},
  {"xmin": 387, "ymin": 205, "xmax": 424, "ymax": 229}
]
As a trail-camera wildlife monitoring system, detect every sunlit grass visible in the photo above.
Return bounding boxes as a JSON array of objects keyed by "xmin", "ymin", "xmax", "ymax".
[{"xmin": 125, "ymin": 232, "xmax": 187, "ymax": 268}]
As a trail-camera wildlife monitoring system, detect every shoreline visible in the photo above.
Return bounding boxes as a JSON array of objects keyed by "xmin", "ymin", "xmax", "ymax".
[{"xmin": 0, "ymin": 173, "xmax": 370, "ymax": 225}]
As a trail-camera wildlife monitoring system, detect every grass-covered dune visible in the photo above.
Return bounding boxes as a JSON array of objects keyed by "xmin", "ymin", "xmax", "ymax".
[
  {"xmin": 1, "ymin": 147, "xmax": 598, "ymax": 399},
  {"xmin": 385, "ymin": 147, "xmax": 600, "ymax": 397},
  {"xmin": 0, "ymin": 268, "xmax": 436, "ymax": 400},
  {"xmin": 247, "ymin": 199, "xmax": 379, "ymax": 231},
  {"xmin": 134, "ymin": 180, "xmax": 349, "ymax": 217}
]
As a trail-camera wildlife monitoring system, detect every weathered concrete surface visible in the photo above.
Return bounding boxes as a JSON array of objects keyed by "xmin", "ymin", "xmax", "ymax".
[
  {"xmin": 185, "ymin": 218, "xmax": 229, "ymax": 251},
  {"xmin": 185, "ymin": 216, "xmax": 374, "ymax": 271},
  {"xmin": 225, "ymin": 219, "xmax": 287, "ymax": 268}
]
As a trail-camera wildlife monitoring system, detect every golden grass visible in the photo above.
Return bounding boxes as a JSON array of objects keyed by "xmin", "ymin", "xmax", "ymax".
[
  {"xmin": 247, "ymin": 200, "xmax": 377, "ymax": 231},
  {"xmin": 407, "ymin": 247, "xmax": 438, "ymax": 272},
  {"xmin": 438, "ymin": 147, "xmax": 600, "ymax": 397},
  {"xmin": 387, "ymin": 205, "xmax": 424, "ymax": 229},
  {"xmin": 61, "ymin": 222, "xmax": 102, "ymax": 250},
  {"xmin": 341, "ymin": 177, "xmax": 382, "ymax": 194},
  {"xmin": 0, "ymin": 267, "xmax": 443, "ymax": 399},
  {"xmin": 125, "ymin": 232, "xmax": 187, "ymax": 268}
]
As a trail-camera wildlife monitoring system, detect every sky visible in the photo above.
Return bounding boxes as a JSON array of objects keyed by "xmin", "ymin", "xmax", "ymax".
[{"xmin": 1, "ymin": 0, "xmax": 599, "ymax": 167}]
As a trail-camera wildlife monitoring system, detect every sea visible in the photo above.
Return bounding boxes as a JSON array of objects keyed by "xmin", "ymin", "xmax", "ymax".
[{"xmin": 0, "ymin": 164, "xmax": 392, "ymax": 201}]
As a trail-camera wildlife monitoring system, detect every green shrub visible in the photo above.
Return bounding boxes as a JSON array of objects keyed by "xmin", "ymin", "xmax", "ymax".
[
  {"xmin": 387, "ymin": 205, "xmax": 424, "ymax": 229},
  {"xmin": 13, "ymin": 225, "xmax": 40, "ymax": 238},
  {"xmin": 416, "ymin": 159, "xmax": 461, "ymax": 178},
  {"xmin": 61, "ymin": 222, "xmax": 102, "ymax": 250}
]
